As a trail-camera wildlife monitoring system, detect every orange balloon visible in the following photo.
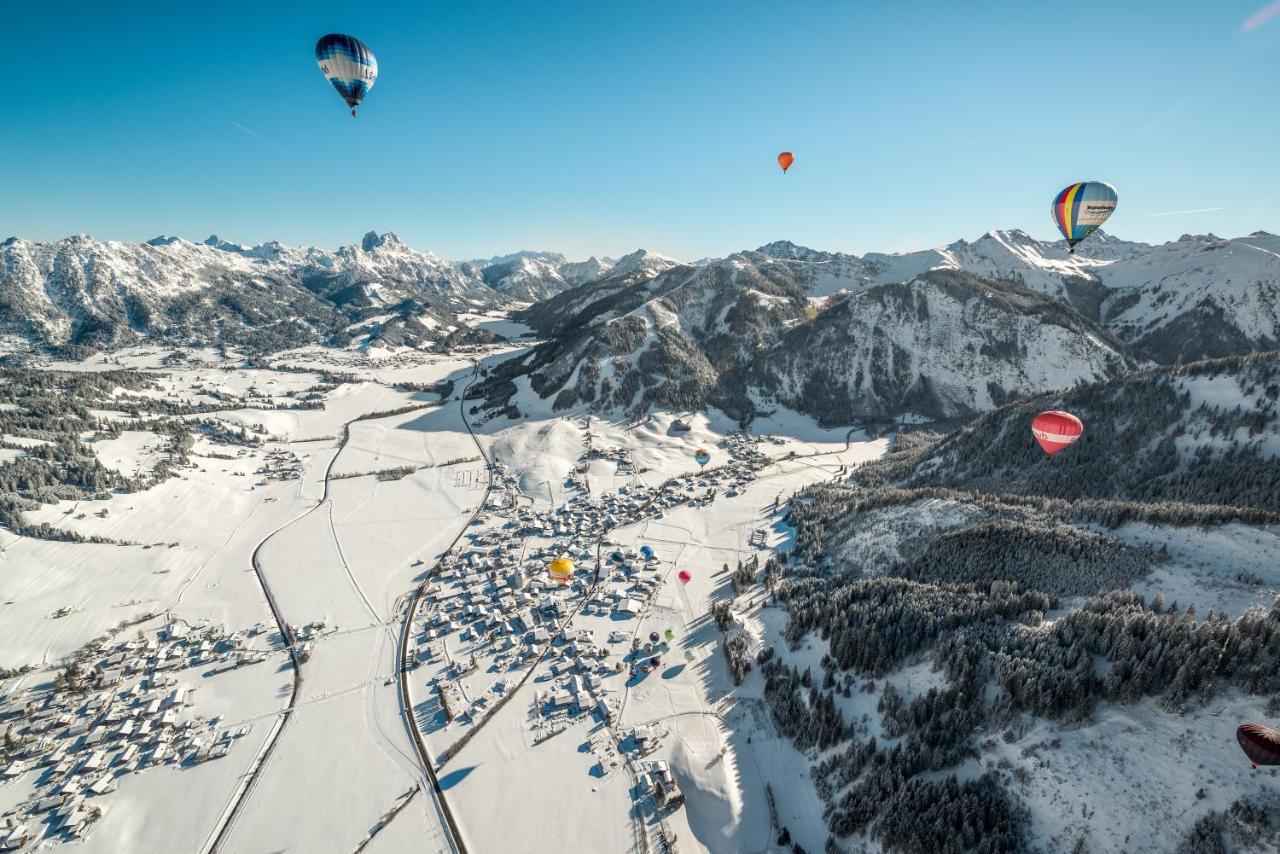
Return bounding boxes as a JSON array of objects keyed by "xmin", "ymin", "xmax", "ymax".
[{"xmin": 777, "ymin": 151, "xmax": 794, "ymax": 173}]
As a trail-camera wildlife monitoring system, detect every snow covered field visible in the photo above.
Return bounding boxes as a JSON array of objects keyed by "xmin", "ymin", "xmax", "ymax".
[
  {"xmin": 0, "ymin": 339, "xmax": 889, "ymax": 854},
  {"xmin": 0, "ymin": 349, "xmax": 486, "ymax": 853},
  {"xmin": 3, "ymin": 340, "xmax": 1272, "ymax": 853}
]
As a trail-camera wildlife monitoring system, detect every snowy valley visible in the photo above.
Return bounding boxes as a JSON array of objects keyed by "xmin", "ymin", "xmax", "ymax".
[{"xmin": 0, "ymin": 227, "xmax": 1278, "ymax": 854}]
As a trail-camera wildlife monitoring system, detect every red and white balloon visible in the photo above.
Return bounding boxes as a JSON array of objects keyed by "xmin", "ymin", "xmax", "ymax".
[{"xmin": 1031, "ymin": 410, "xmax": 1084, "ymax": 458}]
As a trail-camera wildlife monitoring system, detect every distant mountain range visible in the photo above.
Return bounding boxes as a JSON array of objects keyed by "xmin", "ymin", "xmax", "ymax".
[
  {"xmin": 750, "ymin": 229, "xmax": 1280, "ymax": 364},
  {"xmin": 3, "ymin": 228, "xmax": 1277, "ymax": 427},
  {"xmin": 476, "ymin": 229, "xmax": 1279, "ymax": 426},
  {"xmin": 0, "ymin": 231, "xmax": 685, "ymax": 355}
]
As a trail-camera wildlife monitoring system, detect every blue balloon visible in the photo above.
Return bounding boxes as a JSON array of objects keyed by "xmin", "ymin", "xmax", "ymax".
[
  {"xmin": 315, "ymin": 34, "xmax": 378, "ymax": 116},
  {"xmin": 640, "ymin": 545, "xmax": 654, "ymax": 560}
]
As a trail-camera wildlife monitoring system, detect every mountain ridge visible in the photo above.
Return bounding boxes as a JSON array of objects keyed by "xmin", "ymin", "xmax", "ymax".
[{"xmin": 2, "ymin": 228, "xmax": 1276, "ymax": 377}]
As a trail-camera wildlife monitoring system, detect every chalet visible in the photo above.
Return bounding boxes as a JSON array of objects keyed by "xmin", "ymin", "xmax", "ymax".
[
  {"xmin": 115, "ymin": 743, "xmax": 139, "ymax": 766},
  {"xmin": 87, "ymin": 772, "xmax": 116, "ymax": 796},
  {"xmin": 0, "ymin": 820, "xmax": 33, "ymax": 851},
  {"xmin": 614, "ymin": 598, "xmax": 643, "ymax": 617},
  {"xmin": 82, "ymin": 749, "xmax": 107, "ymax": 772}
]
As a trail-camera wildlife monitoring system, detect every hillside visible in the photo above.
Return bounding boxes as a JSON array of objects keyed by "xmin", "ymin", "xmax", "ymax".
[
  {"xmin": 476, "ymin": 253, "xmax": 808, "ymax": 417},
  {"xmin": 744, "ymin": 269, "xmax": 1135, "ymax": 424},
  {"xmin": 476, "ymin": 261, "xmax": 1134, "ymax": 426},
  {"xmin": 756, "ymin": 229, "xmax": 1280, "ymax": 365},
  {"xmin": 513, "ymin": 249, "xmax": 683, "ymax": 337},
  {"xmin": 851, "ymin": 351, "xmax": 1280, "ymax": 510}
]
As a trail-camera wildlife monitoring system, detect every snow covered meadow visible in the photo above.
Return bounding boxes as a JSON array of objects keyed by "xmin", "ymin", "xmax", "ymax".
[
  {"xmin": 0, "ymin": 341, "xmax": 890, "ymax": 853},
  {"xmin": 1, "ymin": 336, "xmax": 1278, "ymax": 854}
]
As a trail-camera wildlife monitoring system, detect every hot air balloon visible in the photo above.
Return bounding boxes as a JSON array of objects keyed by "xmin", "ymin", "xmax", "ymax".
[
  {"xmin": 649, "ymin": 631, "xmax": 661, "ymax": 644},
  {"xmin": 548, "ymin": 556, "xmax": 574, "ymax": 584},
  {"xmin": 677, "ymin": 570, "xmax": 692, "ymax": 584},
  {"xmin": 640, "ymin": 545, "xmax": 654, "ymax": 561},
  {"xmin": 1031, "ymin": 411, "xmax": 1084, "ymax": 458},
  {"xmin": 315, "ymin": 34, "xmax": 378, "ymax": 117},
  {"xmin": 778, "ymin": 152, "xmax": 795, "ymax": 173},
  {"xmin": 694, "ymin": 449, "xmax": 711, "ymax": 468},
  {"xmin": 663, "ymin": 628, "xmax": 675, "ymax": 641},
  {"xmin": 1238, "ymin": 724, "xmax": 1280, "ymax": 767},
  {"xmin": 1051, "ymin": 182, "xmax": 1117, "ymax": 253},
  {"xmin": 684, "ymin": 649, "xmax": 695, "ymax": 663}
]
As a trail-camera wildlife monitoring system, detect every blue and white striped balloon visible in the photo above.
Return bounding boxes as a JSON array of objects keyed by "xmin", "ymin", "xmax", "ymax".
[{"xmin": 315, "ymin": 34, "xmax": 377, "ymax": 117}]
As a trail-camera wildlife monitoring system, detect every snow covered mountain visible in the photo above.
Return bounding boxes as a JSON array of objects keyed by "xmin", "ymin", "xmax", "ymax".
[
  {"xmin": 516, "ymin": 249, "xmax": 683, "ymax": 338},
  {"xmin": 475, "ymin": 252, "xmax": 801, "ymax": 417},
  {"xmin": 3, "ymin": 226, "xmax": 1276, "ymax": 372},
  {"xmin": 0, "ymin": 230, "xmax": 645, "ymax": 353},
  {"xmin": 1100, "ymin": 232, "xmax": 1280, "ymax": 363},
  {"xmin": 752, "ymin": 230, "xmax": 1280, "ymax": 365},
  {"xmin": 791, "ymin": 229, "xmax": 1278, "ymax": 363},
  {"xmin": 475, "ymin": 256, "xmax": 1132, "ymax": 425},
  {"xmin": 745, "ymin": 269, "xmax": 1135, "ymax": 424},
  {"xmin": 466, "ymin": 250, "xmax": 616, "ymax": 302},
  {"xmin": 0, "ymin": 231, "xmax": 509, "ymax": 353},
  {"xmin": 0, "ymin": 234, "xmax": 338, "ymax": 353}
]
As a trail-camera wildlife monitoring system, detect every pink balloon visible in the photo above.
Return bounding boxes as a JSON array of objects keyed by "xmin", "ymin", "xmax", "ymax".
[{"xmin": 677, "ymin": 570, "xmax": 692, "ymax": 584}]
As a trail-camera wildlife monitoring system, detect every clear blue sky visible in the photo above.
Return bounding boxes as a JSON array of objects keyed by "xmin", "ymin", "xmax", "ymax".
[{"xmin": 4, "ymin": 0, "xmax": 1279, "ymax": 260}]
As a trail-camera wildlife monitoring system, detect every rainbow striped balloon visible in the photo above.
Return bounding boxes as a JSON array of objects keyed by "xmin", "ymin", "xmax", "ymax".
[{"xmin": 1051, "ymin": 181, "xmax": 1118, "ymax": 253}]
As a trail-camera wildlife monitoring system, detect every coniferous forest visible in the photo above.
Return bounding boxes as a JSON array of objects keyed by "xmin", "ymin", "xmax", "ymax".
[{"xmin": 739, "ymin": 353, "xmax": 1280, "ymax": 852}]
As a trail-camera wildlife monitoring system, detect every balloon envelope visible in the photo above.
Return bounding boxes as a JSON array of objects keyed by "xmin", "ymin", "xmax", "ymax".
[
  {"xmin": 1051, "ymin": 182, "xmax": 1117, "ymax": 251},
  {"xmin": 1031, "ymin": 410, "xmax": 1084, "ymax": 457},
  {"xmin": 315, "ymin": 34, "xmax": 378, "ymax": 115},
  {"xmin": 663, "ymin": 628, "xmax": 675, "ymax": 640},
  {"xmin": 548, "ymin": 556, "xmax": 574, "ymax": 583},
  {"xmin": 694, "ymin": 449, "xmax": 711, "ymax": 467},
  {"xmin": 640, "ymin": 545, "xmax": 654, "ymax": 560},
  {"xmin": 1238, "ymin": 724, "xmax": 1280, "ymax": 767},
  {"xmin": 777, "ymin": 151, "xmax": 795, "ymax": 173},
  {"xmin": 677, "ymin": 570, "xmax": 692, "ymax": 584}
]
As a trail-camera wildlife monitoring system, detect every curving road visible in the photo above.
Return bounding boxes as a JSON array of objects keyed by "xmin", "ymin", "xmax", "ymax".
[
  {"xmin": 201, "ymin": 398, "xmax": 441, "ymax": 854},
  {"xmin": 393, "ymin": 359, "xmax": 504, "ymax": 854}
]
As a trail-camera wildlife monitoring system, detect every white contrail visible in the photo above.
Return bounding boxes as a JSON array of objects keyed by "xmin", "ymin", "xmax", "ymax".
[
  {"xmin": 1136, "ymin": 207, "xmax": 1223, "ymax": 219},
  {"xmin": 1243, "ymin": 2, "xmax": 1280, "ymax": 32},
  {"xmin": 232, "ymin": 122, "xmax": 286, "ymax": 152}
]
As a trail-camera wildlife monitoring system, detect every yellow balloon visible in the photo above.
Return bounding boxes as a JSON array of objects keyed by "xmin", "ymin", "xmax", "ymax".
[{"xmin": 548, "ymin": 556, "xmax": 575, "ymax": 583}]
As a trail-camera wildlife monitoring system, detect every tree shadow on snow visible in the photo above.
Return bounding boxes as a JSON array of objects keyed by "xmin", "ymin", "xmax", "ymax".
[{"xmin": 437, "ymin": 764, "xmax": 478, "ymax": 790}]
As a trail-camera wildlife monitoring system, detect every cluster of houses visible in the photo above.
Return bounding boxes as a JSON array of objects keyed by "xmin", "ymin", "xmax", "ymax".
[
  {"xmin": 637, "ymin": 759, "xmax": 685, "ymax": 809},
  {"xmin": 0, "ymin": 619, "xmax": 263, "ymax": 847},
  {"xmin": 409, "ymin": 430, "xmax": 785, "ymax": 733},
  {"xmin": 255, "ymin": 448, "xmax": 302, "ymax": 482},
  {"xmin": 401, "ymin": 427, "xmax": 790, "ymax": 830}
]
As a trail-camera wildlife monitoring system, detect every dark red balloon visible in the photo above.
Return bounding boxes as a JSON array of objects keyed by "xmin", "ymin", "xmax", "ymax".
[
  {"xmin": 1237, "ymin": 723, "xmax": 1280, "ymax": 767},
  {"xmin": 677, "ymin": 570, "xmax": 692, "ymax": 584}
]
